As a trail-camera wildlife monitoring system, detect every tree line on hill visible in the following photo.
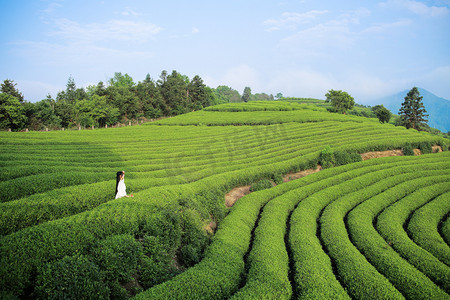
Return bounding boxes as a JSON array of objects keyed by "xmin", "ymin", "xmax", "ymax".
[
  {"xmin": 0, "ymin": 72, "xmax": 275, "ymax": 131},
  {"xmin": 0, "ymin": 74, "xmax": 439, "ymax": 137}
]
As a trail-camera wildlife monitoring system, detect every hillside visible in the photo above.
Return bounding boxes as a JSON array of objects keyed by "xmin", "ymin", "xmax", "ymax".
[
  {"xmin": 377, "ymin": 88, "xmax": 450, "ymax": 133},
  {"xmin": 0, "ymin": 101, "xmax": 449, "ymax": 299}
]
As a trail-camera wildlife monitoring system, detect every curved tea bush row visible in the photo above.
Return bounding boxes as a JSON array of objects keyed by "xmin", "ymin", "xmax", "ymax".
[
  {"xmin": 0, "ymin": 172, "xmax": 112, "ymax": 202},
  {"xmin": 288, "ymin": 159, "xmax": 448, "ymax": 299},
  {"xmin": 347, "ymin": 175, "xmax": 450, "ymax": 299},
  {"xmin": 442, "ymin": 216, "xmax": 450, "ymax": 246},
  {"xmin": 407, "ymin": 192, "xmax": 450, "ymax": 265},
  {"xmin": 320, "ymin": 169, "xmax": 450, "ymax": 299},
  {"xmin": 377, "ymin": 183, "xmax": 450, "ymax": 292}
]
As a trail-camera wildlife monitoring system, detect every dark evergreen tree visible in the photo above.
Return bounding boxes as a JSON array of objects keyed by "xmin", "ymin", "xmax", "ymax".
[
  {"xmin": 398, "ymin": 87, "xmax": 428, "ymax": 130},
  {"xmin": 136, "ymin": 74, "xmax": 165, "ymax": 119},
  {"xmin": 1, "ymin": 79, "xmax": 25, "ymax": 103},
  {"xmin": 158, "ymin": 70, "xmax": 188, "ymax": 115},
  {"xmin": 188, "ymin": 75, "xmax": 210, "ymax": 110},
  {"xmin": 242, "ymin": 87, "xmax": 251, "ymax": 102}
]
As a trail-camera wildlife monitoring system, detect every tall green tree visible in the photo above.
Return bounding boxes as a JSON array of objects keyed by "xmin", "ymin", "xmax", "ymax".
[
  {"xmin": 188, "ymin": 75, "xmax": 210, "ymax": 110},
  {"xmin": 33, "ymin": 95, "xmax": 62, "ymax": 129},
  {"xmin": 398, "ymin": 87, "xmax": 428, "ymax": 130},
  {"xmin": 242, "ymin": 87, "xmax": 251, "ymax": 103},
  {"xmin": 1, "ymin": 79, "xmax": 24, "ymax": 103},
  {"xmin": 135, "ymin": 74, "xmax": 165, "ymax": 119},
  {"xmin": 158, "ymin": 70, "xmax": 188, "ymax": 115},
  {"xmin": 372, "ymin": 105, "xmax": 392, "ymax": 124},
  {"xmin": 325, "ymin": 90, "xmax": 355, "ymax": 114},
  {"xmin": 0, "ymin": 94, "xmax": 27, "ymax": 130}
]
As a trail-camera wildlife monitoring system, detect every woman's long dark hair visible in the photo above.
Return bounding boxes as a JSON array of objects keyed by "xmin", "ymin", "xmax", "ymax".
[{"xmin": 115, "ymin": 171, "xmax": 124, "ymax": 196}]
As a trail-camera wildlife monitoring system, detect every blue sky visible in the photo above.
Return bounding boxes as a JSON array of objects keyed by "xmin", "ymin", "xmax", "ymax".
[{"xmin": 1, "ymin": 0, "xmax": 449, "ymax": 104}]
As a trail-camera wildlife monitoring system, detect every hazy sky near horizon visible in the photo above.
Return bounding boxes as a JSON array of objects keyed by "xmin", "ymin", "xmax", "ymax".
[{"xmin": 1, "ymin": 0, "xmax": 449, "ymax": 104}]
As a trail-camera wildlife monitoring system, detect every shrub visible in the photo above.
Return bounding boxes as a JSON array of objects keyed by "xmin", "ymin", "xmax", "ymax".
[
  {"xmin": 90, "ymin": 234, "xmax": 143, "ymax": 283},
  {"xmin": 35, "ymin": 255, "xmax": 109, "ymax": 300},
  {"xmin": 418, "ymin": 141, "xmax": 432, "ymax": 154},
  {"xmin": 402, "ymin": 144, "xmax": 415, "ymax": 156},
  {"xmin": 139, "ymin": 256, "xmax": 180, "ymax": 289},
  {"xmin": 319, "ymin": 146, "xmax": 335, "ymax": 169},
  {"xmin": 250, "ymin": 179, "xmax": 274, "ymax": 192},
  {"xmin": 271, "ymin": 173, "xmax": 284, "ymax": 185},
  {"xmin": 180, "ymin": 209, "xmax": 210, "ymax": 267},
  {"xmin": 334, "ymin": 151, "xmax": 362, "ymax": 166},
  {"xmin": 140, "ymin": 207, "xmax": 182, "ymax": 256}
]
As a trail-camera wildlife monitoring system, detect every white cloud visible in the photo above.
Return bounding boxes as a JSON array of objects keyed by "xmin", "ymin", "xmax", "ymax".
[
  {"xmin": 380, "ymin": 0, "xmax": 449, "ymax": 17},
  {"xmin": 121, "ymin": 7, "xmax": 142, "ymax": 17},
  {"xmin": 51, "ymin": 18, "xmax": 163, "ymax": 43},
  {"xmin": 13, "ymin": 39, "xmax": 155, "ymax": 70},
  {"xmin": 279, "ymin": 18, "xmax": 356, "ymax": 56},
  {"xmin": 264, "ymin": 10, "xmax": 328, "ymax": 32},
  {"xmin": 274, "ymin": 8, "xmax": 373, "ymax": 58},
  {"xmin": 40, "ymin": 2, "xmax": 63, "ymax": 15},
  {"xmin": 363, "ymin": 19, "xmax": 412, "ymax": 33}
]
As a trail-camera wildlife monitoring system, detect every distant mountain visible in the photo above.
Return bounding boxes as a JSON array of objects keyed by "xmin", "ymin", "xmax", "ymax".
[{"xmin": 376, "ymin": 88, "xmax": 450, "ymax": 133}]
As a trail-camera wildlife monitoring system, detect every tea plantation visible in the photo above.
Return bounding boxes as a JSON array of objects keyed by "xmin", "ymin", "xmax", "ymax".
[{"xmin": 0, "ymin": 101, "xmax": 448, "ymax": 299}]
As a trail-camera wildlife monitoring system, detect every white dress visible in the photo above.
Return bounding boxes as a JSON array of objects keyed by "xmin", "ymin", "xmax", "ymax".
[{"xmin": 115, "ymin": 179, "xmax": 127, "ymax": 199}]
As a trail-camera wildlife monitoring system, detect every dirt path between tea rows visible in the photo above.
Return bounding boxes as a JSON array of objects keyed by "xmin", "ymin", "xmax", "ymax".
[{"xmin": 225, "ymin": 146, "xmax": 443, "ymax": 208}]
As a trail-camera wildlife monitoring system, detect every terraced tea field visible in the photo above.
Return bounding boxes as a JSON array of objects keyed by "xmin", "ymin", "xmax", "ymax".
[{"xmin": 1, "ymin": 101, "xmax": 448, "ymax": 299}]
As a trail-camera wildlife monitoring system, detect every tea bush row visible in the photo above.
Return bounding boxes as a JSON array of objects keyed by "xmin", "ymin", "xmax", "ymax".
[
  {"xmin": 287, "ymin": 156, "xmax": 446, "ymax": 299},
  {"xmin": 407, "ymin": 192, "xmax": 450, "ymax": 265},
  {"xmin": 376, "ymin": 182, "xmax": 450, "ymax": 292},
  {"xmin": 320, "ymin": 163, "xmax": 450, "ymax": 299},
  {"xmin": 347, "ymin": 174, "xmax": 449, "ymax": 299}
]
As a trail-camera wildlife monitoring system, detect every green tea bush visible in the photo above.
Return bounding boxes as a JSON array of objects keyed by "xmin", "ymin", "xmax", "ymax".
[
  {"xmin": 418, "ymin": 141, "xmax": 433, "ymax": 154},
  {"xmin": 402, "ymin": 143, "xmax": 415, "ymax": 156},
  {"xmin": 139, "ymin": 256, "xmax": 179, "ymax": 289},
  {"xmin": 140, "ymin": 207, "xmax": 182, "ymax": 256},
  {"xmin": 35, "ymin": 255, "xmax": 109, "ymax": 300},
  {"xmin": 180, "ymin": 209, "xmax": 210, "ymax": 267},
  {"xmin": 250, "ymin": 179, "xmax": 274, "ymax": 192},
  {"xmin": 319, "ymin": 146, "xmax": 335, "ymax": 169},
  {"xmin": 271, "ymin": 173, "xmax": 284, "ymax": 185},
  {"xmin": 334, "ymin": 151, "xmax": 362, "ymax": 166},
  {"xmin": 348, "ymin": 176, "xmax": 450, "ymax": 299},
  {"xmin": 407, "ymin": 192, "xmax": 450, "ymax": 265},
  {"xmin": 90, "ymin": 234, "xmax": 143, "ymax": 283},
  {"xmin": 376, "ymin": 181, "xmax": 450, "ymax": 292}
]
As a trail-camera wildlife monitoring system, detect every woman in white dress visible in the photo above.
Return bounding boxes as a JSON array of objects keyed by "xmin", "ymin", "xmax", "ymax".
[{"xmin": 115, "ymin": 171, "xmax": 131, "ymax": 199}]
